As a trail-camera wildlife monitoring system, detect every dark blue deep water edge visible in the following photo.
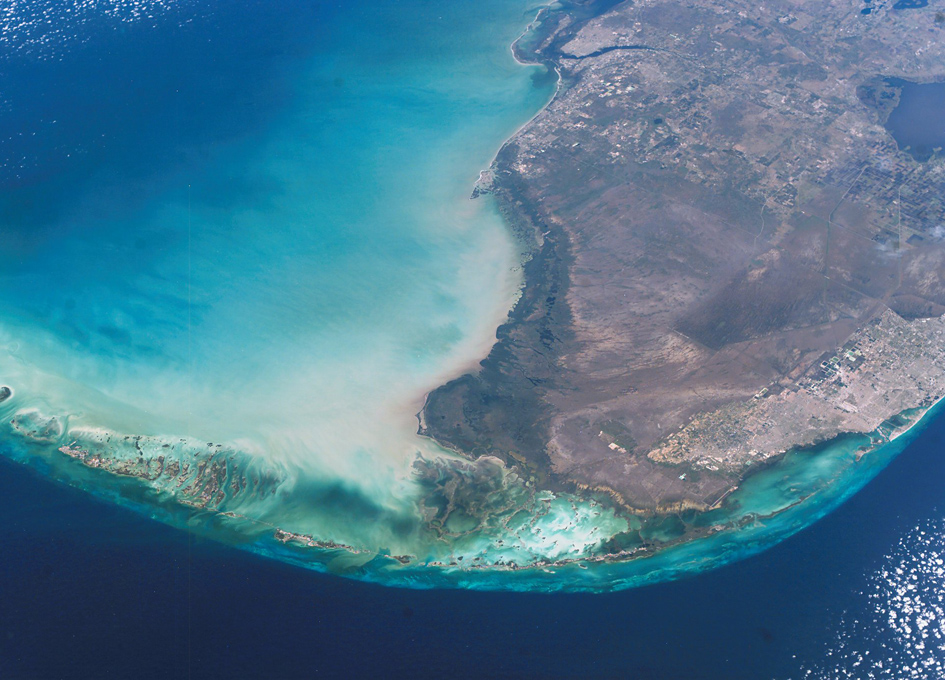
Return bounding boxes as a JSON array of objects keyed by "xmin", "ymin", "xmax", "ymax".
[{"xmin": 0, "ymin": 399, "xmax": 942, "ymax": 679}]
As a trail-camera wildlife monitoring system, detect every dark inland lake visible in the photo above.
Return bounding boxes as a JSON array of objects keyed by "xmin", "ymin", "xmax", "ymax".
[{"xmin": 885, "ymin": 80, "xmax": 945, "ymax": 161}]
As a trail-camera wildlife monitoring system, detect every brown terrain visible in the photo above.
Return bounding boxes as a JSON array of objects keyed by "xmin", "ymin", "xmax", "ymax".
[{"xmin": 422, "ymin": 0, "xmax": 945, "ymax": 515}]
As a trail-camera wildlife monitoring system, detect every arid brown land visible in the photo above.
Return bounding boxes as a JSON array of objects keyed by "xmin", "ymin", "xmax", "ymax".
[{"xmin": 422, "ymin": 0, "xmax": 945, "ymax": 514}]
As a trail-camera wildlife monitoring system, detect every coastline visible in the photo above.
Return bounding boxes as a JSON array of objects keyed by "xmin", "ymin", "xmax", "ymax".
[
  {"xmin": 4, "ymin": 0, "xmax": 945, "ymax": 594},
  {"xmin": 0, "ymin": 0, "xmax": 617, "ymax": 584},
  {"xmin": 1, "ymin": 386, "xmax": 937, "ymax": 592},
  {"xmin": 472, "ymin": 0, "xmax": 626, "ymax": 196},
  {"xmin": 478, "ymin": 5, "xmax": 562, "ymax": 175},
  {"xmin": 412, "ymin": 0, "xmax": 945, "ymax": 588}
]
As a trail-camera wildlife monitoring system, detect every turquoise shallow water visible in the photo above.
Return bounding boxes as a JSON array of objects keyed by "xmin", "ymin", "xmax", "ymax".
[
  {"xmin": 0, "ymin": 0, "xmax": 935, "ymax": 592},
  {"xmin": 0, "ymin": 0, "xmax": 554, "ymax": 551}
]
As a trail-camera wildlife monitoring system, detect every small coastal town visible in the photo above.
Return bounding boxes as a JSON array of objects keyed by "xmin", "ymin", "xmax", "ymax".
[{"xmin": 649, "ymin": 309, "xmax": 945, "ymax": 481}]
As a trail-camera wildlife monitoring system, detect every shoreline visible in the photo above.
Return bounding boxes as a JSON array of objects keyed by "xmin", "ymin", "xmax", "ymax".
[
  {"xmin": 480, "ymin": 5, "xmax": 563, "ymax": 173},
  {"xmin": 1, "ymin": 357, "xmax": 939, "ymax": 591},
  {"xmin": 412, "ymin": 0, "xmax": 945, "ymax": 587},
  {"xmin": 6, "ymin": 392, "xmax": 931, "ymax": 592},
  {"xmin": 471, "ymin": 0, "xmax": 628, "ymax": 192},
  {"xmin": 4, "ymin": 0, "xmax": 944, "ymax": 594}
]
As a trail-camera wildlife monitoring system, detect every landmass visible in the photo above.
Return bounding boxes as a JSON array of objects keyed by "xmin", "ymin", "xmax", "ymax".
[
  {"xmin": 422, "ymin": 0, "xmax": 945, "ymax": 521},
  {"xmin": 5, "ymin": 0, "xmax": 945, "ymax": 583}
]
